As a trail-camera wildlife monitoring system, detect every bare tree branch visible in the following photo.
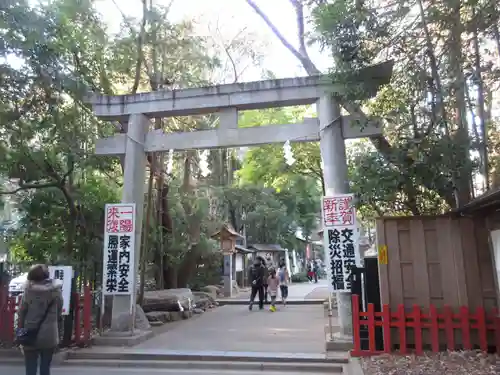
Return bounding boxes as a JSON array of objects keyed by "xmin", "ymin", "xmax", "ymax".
[
  {"xmin": 289, "ymin": 0, "xmax": 313, "ymax": 62},
  {"xmin": 132, "ymin": 0, "xmax": 148, "ymax": 93},
  {"xmin": 224, "ymin": 43, "xmax": 239, "ymax": 83},
  {"xmin": 111, "ymin": 0, "xmax": 151, "ymax": 92},
  {"xmin": 246, "ymin": 0, "xmax": 320, "ymax": 75}
]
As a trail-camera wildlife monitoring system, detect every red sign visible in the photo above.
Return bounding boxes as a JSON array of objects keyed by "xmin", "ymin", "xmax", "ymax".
[
  {"xmin": 322, "ymin": 195, "xmax": 355, "ymax": 227},
  {"xmin": 105, "ymin": 205, "xmax": 134, "ymax": 234}
]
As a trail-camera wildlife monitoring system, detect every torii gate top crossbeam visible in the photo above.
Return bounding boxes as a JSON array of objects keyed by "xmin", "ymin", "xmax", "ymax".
[{"xmin": 86, "ymin": 62, "xmax": 393, "ymax": 121}]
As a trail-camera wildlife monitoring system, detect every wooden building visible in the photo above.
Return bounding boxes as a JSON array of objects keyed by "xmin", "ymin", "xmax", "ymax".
[{"xmin": 248, "ymin": 244, "xmax": 286, "ymax": 269}]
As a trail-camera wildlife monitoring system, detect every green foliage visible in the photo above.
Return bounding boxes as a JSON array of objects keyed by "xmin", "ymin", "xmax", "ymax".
[
  {"xmin": 159, "ymin": 180, "xmax": 218, "ymax": 267},
  {"xmin": 10, "ymin": 175, "xmax": 118, "ymax": 265},
  {"xmin": 188, "ymin": 252, "xmax": 223, "ymax": 291},
  {"xmin": 109, "ymin": 5, "xmax": 220, "ymax": 92},
  {"xmin": 0, "ymin": 0, "xmax": 121, "ymax": 281},
  {"xmin": 291, "ymin": 271, "xmax": 309, "ymax": 283},
  {"xmin": 237, "ymin": 107, "xmax": 322, "ymax": 190},
  {"xmin": 310, "ymin": 0, "xmax": 390, "ymax": 71},
  {"xmin": 233, "ymin": 106, "xmax": 323, "ymax": 248},
  {"xmin": 307, "ymin": 0, "xmax": 500, "ymax": 213}
]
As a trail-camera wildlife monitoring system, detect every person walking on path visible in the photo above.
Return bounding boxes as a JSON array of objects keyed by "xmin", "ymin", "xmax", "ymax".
[
  {"xmin": 267, "ymin": 268, "xmax": 279, "ymax": 312},
  {"xmin": 261, "ymin": 258, "xmax": 270, "ymax": 304},
  {"xmin": 248, "ymin": 257, "xmax": 266, "ymax": 310},
  {"xmin": 278, "ymin": 264, "xmax": 290, "ymax": 306},
  {"xmin": 18, "ymin": 264, "xmax": 63, "ymax": 375},
  {"xmin": 307, "ymin": 262, "xmax": 314, "ymax": 283}
]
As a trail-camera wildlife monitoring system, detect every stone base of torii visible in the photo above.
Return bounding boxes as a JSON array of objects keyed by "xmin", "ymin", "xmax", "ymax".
[{"xmin": 87, "ymin": 61, "xmax": 393, "ymax": 348}]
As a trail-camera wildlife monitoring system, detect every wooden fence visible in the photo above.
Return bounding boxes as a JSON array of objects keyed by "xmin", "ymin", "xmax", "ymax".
[
  {"xmin": 351, "ymin": 294, "xmax": 500, "ymax": 356},
  {"xmin": 376, "ymin": 216, "xmax": 497, "ymax": 311},
  {"xmin": 0, "ymin": 285, "xmax": 93, "ymax": 347}
]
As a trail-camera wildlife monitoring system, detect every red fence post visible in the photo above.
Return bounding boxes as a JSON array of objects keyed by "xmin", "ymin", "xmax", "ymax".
[
  {"xmin": 83, "ymin": 285, "xmax": 92, "ymax": 344},
  {"xmin": 495, "ymin": 314, "xmax": 500, "ymax": 355},
  {"xmin": 443, "ymin": 305, "xmax": 455, "ymax": 350},
  {"xmin": 0, "ymin": 284, "xmax": 6, "ymax": 342},
  {"xmin": 412, "ymin": 305, "xmax": 423, "ymax": 355},
  {"xmin": 429, "ymin": 304, "xmax": 439, "ymax": 352},
  {"xmin": 397, "ymin": 304, "xmax": 407, "ymax": 354},
  {"xmin": 382, "ymin": 304, "xmax": 391, "ymax": 353},
  {"xmin": 476, "ymin": 307, "xmax": 487, "ymax": 352},
  {"xmin": 73, "ymin": 292, "xmax": 81, "ymax": 346},
  {"xmin": 367, "ymin": 303, "xmax": 376, "ymax": 353},
  {"xmin": 351, "ymin": 294, "xmax": 362, "ymax": 356},
  {"xmin": 6, "ymin": 297, "xmax": 16, "ymax": 344},
  {"xmin": 460, "ymin": 306, "xmax": 471, "ymax": 350}
]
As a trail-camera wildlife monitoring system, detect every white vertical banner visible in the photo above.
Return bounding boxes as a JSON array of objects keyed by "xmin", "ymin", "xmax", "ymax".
[
  {"xmin": 48, "ymin": 265, "xmax": 73, "ymax": 315},
  {"xmin": 322, "ymin": 194, "xmax": 360, "ymax": 293},
  {"xmin": 103, "ymin": 204, "xmax": 136, "ymax": 298}
]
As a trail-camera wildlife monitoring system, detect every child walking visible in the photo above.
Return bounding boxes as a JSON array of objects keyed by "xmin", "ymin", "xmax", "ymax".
[
  {"xmin": 267, "ymin": 268, "xmax": 279, "ymax": 312},
  {"xmin": 278, "ymin": 265, "xmax": 290, "ymax": 306}
]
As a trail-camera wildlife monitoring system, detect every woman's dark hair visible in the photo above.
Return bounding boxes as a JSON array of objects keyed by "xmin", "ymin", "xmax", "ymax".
[
  {"xmin": 270, "ymin": 268, "xmax": 276, "ymax": 278},
  {"xmin": 27, "ymin": 264, "xmax": 49, "ymax": 283}
]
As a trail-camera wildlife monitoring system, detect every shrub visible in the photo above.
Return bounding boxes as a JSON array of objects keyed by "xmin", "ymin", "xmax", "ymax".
[{"xmin": 291, "ymin": 271, "xmax": 309, "ymax": 283}]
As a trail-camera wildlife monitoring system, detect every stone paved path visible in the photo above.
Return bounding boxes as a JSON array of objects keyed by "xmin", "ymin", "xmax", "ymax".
[
  {"xmin": 0, "ymin": 366, "xmax": 315, "ymax": 375},
  {"xmin": 135, "ymin": 304, "xmax": 330, "ymax": 353},
  {"xmin": 225, "ymin": 279, "xmax": 330, "ymax": 302}
]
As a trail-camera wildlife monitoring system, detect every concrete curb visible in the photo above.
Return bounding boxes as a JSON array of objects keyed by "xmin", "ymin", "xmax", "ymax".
[
  {"xmin": 0, "ymin": 348, "xmax": 69, "ymax": 366},
  {"xmin": 326, "ymin": 339, "xmax": 354, "ymax": 351},
  {"xmin": 217, "ymin": 298, "xmax": 325, "ymax": 306},
  {"xmin": 92, "ymin": 329, "xmax": 154, "ymax": 347},
  {"xmin": 67, "ymin": 349, "xmax": 349, "ymax": 364},
  {"xmin": 63, "ymin": 359, "xmax": 344, "ymax": 373},
  {"xmin": 52, "ymin": 350, "xmax": 70, "ymax": 365}
]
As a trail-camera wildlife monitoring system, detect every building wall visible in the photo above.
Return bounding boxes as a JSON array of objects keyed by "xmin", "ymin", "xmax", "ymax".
[
  {"xmin": 376, "ymin": 216, "xmax": 497, "ymax": 311},
  {"xmin": 254, "ymin": 251, "xmax": 283, "ymax": 268}
]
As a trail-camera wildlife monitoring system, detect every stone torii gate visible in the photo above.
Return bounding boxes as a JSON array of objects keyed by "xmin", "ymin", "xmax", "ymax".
[{"xmin": 88, "ymin": 61, "xmax": 393, "ymax": 346}]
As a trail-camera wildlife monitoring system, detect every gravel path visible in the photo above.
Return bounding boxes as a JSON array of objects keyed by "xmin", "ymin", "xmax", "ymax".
[{"xmin": 362, "ymin": 351, "xmax": 500, "ymax": 375}]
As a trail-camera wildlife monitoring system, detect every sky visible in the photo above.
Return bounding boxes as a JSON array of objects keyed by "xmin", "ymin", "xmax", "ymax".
[{"xmin": 94, "ymin": 0, "xmax": 331, "ymax": 81}]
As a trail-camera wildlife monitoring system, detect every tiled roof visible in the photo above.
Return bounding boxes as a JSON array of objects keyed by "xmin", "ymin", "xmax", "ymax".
[{"xmin": 248, "ymin": 244, "xmax": 286, "ymax": 252}]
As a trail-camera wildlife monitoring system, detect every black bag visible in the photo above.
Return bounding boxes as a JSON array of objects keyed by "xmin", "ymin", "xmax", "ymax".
[{"xmin": 16, "ymin": 299, "xmax": 55, "ymax": 347}]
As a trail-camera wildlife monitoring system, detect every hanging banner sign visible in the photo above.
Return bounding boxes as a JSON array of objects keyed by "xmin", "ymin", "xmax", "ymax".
[
  {"xmin": 102, "ymin": 203, "xmax": 136, "ymax": 296},
  {"xmin": 48, "ymin": 265, "xmax": 73, "ymax": 315},
  {"xmin": 322, "ymin": 194, "xmax": 360, "ymax": 293}
]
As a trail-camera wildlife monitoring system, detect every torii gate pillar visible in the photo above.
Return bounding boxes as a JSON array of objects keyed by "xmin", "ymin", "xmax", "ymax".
[
  {"xmin": 111, "ymin": 114, "xmax": 149, "ymax": 333},
  {"xmin": 318, "ymin": 95, "xmax": 354, "ymax": 344}
]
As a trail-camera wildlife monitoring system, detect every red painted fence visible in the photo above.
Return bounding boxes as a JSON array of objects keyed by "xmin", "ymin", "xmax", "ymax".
[
  {"xmin": 351, "ymin": 294, "xmax": 500, "ymax": 356},
  {"xmin": 0, "ymin": 284, "xmax": 93, "ymax": 347}
]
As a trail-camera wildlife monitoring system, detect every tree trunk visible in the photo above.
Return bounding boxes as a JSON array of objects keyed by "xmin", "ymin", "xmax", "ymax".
[
  {"xmin": 163, "ymin": 262, "xmax": 178, "ymax": 289},
  {"xmin": 176, "ymin": 151, "xmax": 203, "ymax": 287},
  {"xmin": 448, "ymin": 0, "xmax": 471, "ymax": 205},
  {"xmin": 138, "ymin": 159, "xmax": 155, "ymax": 305},
  {"xmin": 472, "ymin": 14, "xmax": 489, "ymax": 190}
]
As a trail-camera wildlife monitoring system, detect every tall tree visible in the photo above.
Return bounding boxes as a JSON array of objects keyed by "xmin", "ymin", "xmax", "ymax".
[
  {"xmin": 246, "ymin": 0, "xmax": 500, "ymax": 214},
  {"xmin": 0, "ymin": 0, "xmax": 119, "ymax": 266}
]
